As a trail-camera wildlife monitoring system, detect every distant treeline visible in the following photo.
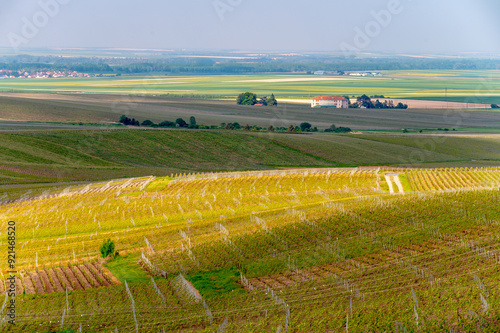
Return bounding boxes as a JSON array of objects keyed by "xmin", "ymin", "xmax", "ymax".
[
  {"xmin": 119, "ymin": 115, "xmax": 351, "ymax": 133},
  {"xmin": 0, "ymin": 62, "xmax": 113, "ymax": 73},
  {"xmin": 1, "ymin": 54, "xmax": 499, "ymax": 74},
  {"xmin": 112, "ymin": 60, "xmax": 500, "ymax": 74}
]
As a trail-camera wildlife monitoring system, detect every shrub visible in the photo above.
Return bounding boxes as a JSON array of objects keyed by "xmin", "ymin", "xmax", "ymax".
[
  {"xmin": 159, "ymin": 121, "xmax": 175, "ymax": 128},
  {"xmin": 300, "ymin": 122, "xmax": 312, "ymax": 132},
  {"xmin": 141, "ymin": 120, "xmax": 155, "ymax": 127},
  {"xmin": 325, "ymin": 124, "xmax": 352, "ymax": 133},
  {"xmin": 100, "ymin": 239, "xmax": 115, "ymax": 258},
  {"xmin": 176, "ymin": 118, "xmax": 187, "ymax": 127}
]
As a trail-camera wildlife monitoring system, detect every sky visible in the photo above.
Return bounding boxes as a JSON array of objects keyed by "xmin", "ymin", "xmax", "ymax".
[{"xmin": 0, "ymin": 0, "xmax": 499, "ymax": 55}]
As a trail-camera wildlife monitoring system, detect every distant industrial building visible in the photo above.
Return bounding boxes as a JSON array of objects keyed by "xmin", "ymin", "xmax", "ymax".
[
  {"xmin": 347, "ymin": 72, "xmax": 383, "ymax": 77},
  {"xmin": 311, "ymin": 96, "xmax": 349, "ymax": 108}
]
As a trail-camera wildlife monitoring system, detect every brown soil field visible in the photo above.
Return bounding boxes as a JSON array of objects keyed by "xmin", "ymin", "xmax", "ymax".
[
  {"xmin": 47, "ymin": 269, "xmax": 65, "ymax": 292},
  {"xmin": 22, "ymin": 275, "xmax": 36, "ymax": 294},
  {"xmin": 29, "ymin": 272, "xmax": 44, "ymax": 294},
  {"xmin": 62, "ymin": 266, "xmax": 84, "ymax": 290},
  {"xmin": 54, "ymin": 268, "xmax": 73, "ymax": 291},
  {"xmin": 38, "ymin": 270, "xmax": 54, "ymax": 293}
]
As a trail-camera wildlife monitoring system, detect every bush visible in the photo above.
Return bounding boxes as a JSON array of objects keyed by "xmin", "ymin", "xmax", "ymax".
[
  {"xmin": 189, "ymin": 116, "xmax": 198, "ymax": 128},
  {"xmin": 176, "ymin": 118, "xmax": 187, "ymax": 127},
  {"xmin": 325, "ymin": 124, "xmax": 352, "ymax": 133},
  {"xmin": 300, "ymin": 122, "xmax": 312, "ymax": 132},
  {"xmin": 159, "ymin": 121, "xmax": 175, "ymax": 128},
  {"xmin": 141, "ymin": 120, "xmax": 155, "ymax": 127},
  {"xmin": 119, "ymin": 115, "xmax": 140, "ymax": 126},
  {"xmin": 492, "ymin": 104, "xmax": 499, "ymax": 109},
  {"xmin": 100, "ymin": 239, "xmax": 115, "ymax": 258}
]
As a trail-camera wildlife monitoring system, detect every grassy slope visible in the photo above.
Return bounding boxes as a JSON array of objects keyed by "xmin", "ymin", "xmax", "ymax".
[
  {"xmin": 2, "ymin": 129, "xmax": 500, "ymax": 195},
  {"xmin": 0, "ymin": 130, "xmax": 334, "ymax": 187},
  {"xmin": 355, "ymin": 134, "xmax": 500, "ymax": 160},
  {"xmin": 265, "ymin": 133, "xmax": 460, "ymax": 165}
]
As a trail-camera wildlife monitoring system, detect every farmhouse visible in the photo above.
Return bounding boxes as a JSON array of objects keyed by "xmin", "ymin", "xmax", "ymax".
[{"xmin": 311, "ymin": 96, "xmax": 349, "ymax": 108}]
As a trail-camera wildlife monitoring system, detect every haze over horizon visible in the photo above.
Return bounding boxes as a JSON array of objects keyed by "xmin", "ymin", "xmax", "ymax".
[{"xmin": 0, "ymin": 0, "xmax": 499, "ymax": 55}]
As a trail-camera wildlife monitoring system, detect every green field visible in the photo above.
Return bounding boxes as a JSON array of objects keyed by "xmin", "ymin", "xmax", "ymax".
[{"xmin": 1, "ymin": 70, "xmax": 500, "ymax": 103}]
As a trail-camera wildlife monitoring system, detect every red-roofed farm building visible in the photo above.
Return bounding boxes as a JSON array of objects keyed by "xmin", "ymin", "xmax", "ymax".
[{"xmin": 311, "ymin": 96, "xmax": 348, "ymax": 108}]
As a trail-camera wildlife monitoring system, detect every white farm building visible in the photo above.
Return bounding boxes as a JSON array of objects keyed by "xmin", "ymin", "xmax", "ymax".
[{"xmin": 311, "ymin": 96, "xmax": 348, "ymax": 108}]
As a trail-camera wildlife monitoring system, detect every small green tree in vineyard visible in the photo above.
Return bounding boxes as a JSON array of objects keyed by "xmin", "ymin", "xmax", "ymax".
[{"xmin": 100, "ymin": 239, "xmax": 115, "ymax": 258}]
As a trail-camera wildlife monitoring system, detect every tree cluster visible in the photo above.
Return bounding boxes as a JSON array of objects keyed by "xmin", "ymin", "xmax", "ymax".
[
  {"xmin": 237, "ymin": 92, "xmax": 278, "ymax": 106},
  {"xmin": 120, "ymin": 115, "xmax": 200, "ymax": 128},
  {"xmin": 119, "ymin": 115, "xmax": 140, "ymax": 126},
  {"xmin": 349, "ymin": 95, "xmax": 408, "ymax": 109},
  {"xmin": 119, "ymin": 115, "xmax": 352, "ymax": 133},
  {"xmin": 324, "ymin": 124, "xmax": 352, "ymax": 133}
]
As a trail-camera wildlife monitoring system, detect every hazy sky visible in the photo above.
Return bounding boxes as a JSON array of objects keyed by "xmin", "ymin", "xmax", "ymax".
[{"xmin": 1, "ymin": 0, "xmax": 499, "ymax": 54}]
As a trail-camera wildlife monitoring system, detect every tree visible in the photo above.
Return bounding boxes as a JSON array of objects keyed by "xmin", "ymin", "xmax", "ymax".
[
  {"xmin": 396, "ymin": 102, "xmax": 409, "ymax": 109},
  {"xmin": 335, "ymin": 126, "xmax": 352, "ymax": 133},
  {"xmin": 384, "ymin": 100, "xmax": 395, "ymax": 108},
  {"xmin": 300, "ymin": 122, "xmax": 312, "ymax": 132},
  {"xmin": 267, "ymin": 125, "xmax": 275, "ymax": 132},
  {"xmin": 176, "ymin": 118, "xmax": 187, "ymax": 127},
  {"xmin": 159, "ymin": 120, "xmax": 175, "ymax": 128},
  {"xmin": 374, "ymin": 99, "xmax": 384, "ymax": 109},
  {"xmin": 141, "ymin": 120, "xmax": 155, "ymax": 127},
  {"xmin": 267, "ymin": 94, "xmax": 278, "ymax": 106},
  {"xmin": 491, "ymin": 104, "xmax": 499, "ymax": 109},
  {"xmin": 259, "ymin": 96, "xmax": 268, "ymax": 106},
  {"xmin": 324, "ymin": 124, "xmax": 337, "ymax": 132},
  {"xmin": 189, "ymin": 116, "xmax": 197, "ymax": 128},
  {"xmin": 119, "ymin": 115, "xmax": 136, "ymax": 126},
  {"xmin": 357, "ymin": 94, "xmax": 373, "ymax": 108},
  {"xmin": 100, "ymin": 239, "xmax": 115, "ymax": 258},
  {"xmin": 244, "ymin": 124, "xmax": 251, "ymax": 130},
  {"xmin": 287, "ymin": 124, "xmax": 296, "ymax": 132},
  {"xmin": 119, "ymin": 115, "xmax": 129, "ymax": 124},
  {"xmin": 236, "ymin": 92, "xmax": 257, "ymax": 105}
]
